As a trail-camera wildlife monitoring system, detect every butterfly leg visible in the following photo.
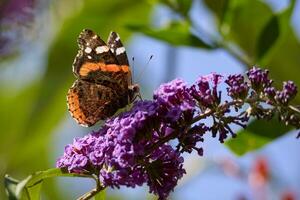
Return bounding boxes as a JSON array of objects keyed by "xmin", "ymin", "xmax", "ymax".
[{"xmin": 130, "ymin": 91, "xmax": 143, "ymax": 102}]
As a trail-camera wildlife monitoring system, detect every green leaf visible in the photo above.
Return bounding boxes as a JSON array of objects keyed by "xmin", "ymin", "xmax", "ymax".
[
  {"xmin": 159, "ymin": 0, "xmax": 193, "ymax": 17},
  {"xmin": 224, "ymin": 0, "xmax": 274, "ymax": 61},
  {"xmin": 176, "ymin": 0, "xmax": 193, "ymax": 17},
  {"xmin": 203, "ymin": 0, "xmax": 229, "ymax": 26},
  {"xmin": 127, "ymin": 22, "xmax": 214, "ymax": 48},
  {"xmin": 25, "ymin": 182, "xmax": 42, "ymax": 200},
  {"xmin": 226, "ymin": 118, "xmax": 292, "ymax": 155},
  {"xmin": 4, "ymin": 175, "xmax": 19, "ymax": 200},
  {"xmin": 5, "ymin": 168, "xmax": 93, "ymax": 200},
  {"xmin": 256, "ymin": 15, "xmax": 280, "ymax": 60},
  {"xmin": 15, "ymin": 175, "xmax": 37, "ymax": 200}
]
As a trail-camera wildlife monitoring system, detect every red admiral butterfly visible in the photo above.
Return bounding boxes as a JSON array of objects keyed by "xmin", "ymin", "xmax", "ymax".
[{"xmin": 67, "ymin": 29, "xmax": 139, "ymax": 127}]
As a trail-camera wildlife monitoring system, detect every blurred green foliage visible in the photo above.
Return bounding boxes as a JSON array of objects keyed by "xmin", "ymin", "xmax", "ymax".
[
  {"xmin": 127, "ymin": 21, "xmax": 213, "ymax": 48},
  {"xmin": 2, "ymin": 0, "xmax": 300, "ymax": 199},
  {"xmin": 4, "ymin": 168, "xmax": 94, "ymax": 200},
  {"xmin": 1, "ymin": 0, "xmax": 152, "ymax": 199}
]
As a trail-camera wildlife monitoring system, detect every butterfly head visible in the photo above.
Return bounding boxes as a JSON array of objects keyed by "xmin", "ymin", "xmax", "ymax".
[{"xmin": 128, "ymin": 84, "xmax": 140, "ymax": 102}]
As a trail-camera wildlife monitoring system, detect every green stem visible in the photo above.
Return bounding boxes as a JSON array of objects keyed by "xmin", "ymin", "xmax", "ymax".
[
  {"xmin": 289, "ymin": 105, "xmax": 300, "ymax": 114},
  {"xmin": 77, "ymin": 188, "xmax": 100, "ymax": 200},
  {"xmin": 217, "ymin": 41, "xmax": 253, "ymax": 66},
  {"xmin": 76, "ymin": 176, "xmax": 104, "ymax": 200}
]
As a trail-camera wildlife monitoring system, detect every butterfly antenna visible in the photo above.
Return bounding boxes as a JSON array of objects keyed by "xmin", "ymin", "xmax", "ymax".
[
  {"xmin": 131, "ymin": 56, "xmax": 135, "ymax": 83},
  {"xmin": 136, "ymin": 55, "xmax": 153, "ymax": 83}
]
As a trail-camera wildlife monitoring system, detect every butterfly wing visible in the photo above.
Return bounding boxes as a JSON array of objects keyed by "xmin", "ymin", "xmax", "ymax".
[
  {"xmin": 67, "ymin": 80, "xmax": 121, "ymax": 127},
  {"xmin": 107, "ymin": 31, "xmax": 133, "ymax": 86},
  {"xmin": 107, "ymin": 31, "xmax": 129, "ymax": 66},
  {"xmin": 73, "ymin": 29, "xmax": 130, "ymax": 89},
  {"xmin": 68, "ymin": 30, "xmax": 134, "ymax": 126}
]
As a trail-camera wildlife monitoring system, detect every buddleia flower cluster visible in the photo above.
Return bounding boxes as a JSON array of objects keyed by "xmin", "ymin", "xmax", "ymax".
[{"xmin": 57, "ymin": 67, "xmax": 299, "ymax": 200}]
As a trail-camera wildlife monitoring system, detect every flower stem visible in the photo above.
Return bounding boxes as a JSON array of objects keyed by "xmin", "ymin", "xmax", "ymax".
[
  {"xmin": 77, "ymin": 188, "xmax": 100, "ymax": 200},
  {"xmin": 191, "ymin": 109, "xmax": 214, "ymax": 124},
  {"xmin": 217, "ymin": 41, "xmax": 253, "ymax": 66},
  {"xmin": 289, "ymin": 105, "xmax": 300, "ymax": 114},
  {"xmin": 191, "ymin": 99, "xmax": 244, "ymax": 124},
  {"xmin": 76, "ymin": 176, "xmax": 104, "ymax": 200}
]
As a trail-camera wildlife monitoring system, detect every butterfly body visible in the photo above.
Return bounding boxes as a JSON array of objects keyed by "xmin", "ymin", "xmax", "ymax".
[{"xmin": 67, "ymin": 29, "xmax": 138, "ymax": 127}]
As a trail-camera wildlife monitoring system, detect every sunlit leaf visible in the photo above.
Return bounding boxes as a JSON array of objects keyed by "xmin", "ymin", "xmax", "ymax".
[
  {"xmin": 127, "ymin": 22, "xmax": 214, "ymax": 48},
  {"xmin": 160, "ymin": 0, "xmax": 193, "ymax": 17},
  {"xmin": 256, "ymin": 15, "xmax": 280, "ymax": 60},
  {"xmin": 4, "ymin": 175, "xmax": 19, "ymax": 200},
  {"xmin": 203, "ymin": 0, "xmax": 229, "ymax": 26},
  {"xmin": 225, "ymin": 129, "xmax": 269, "ymax": 156},
  {"xmin": 226, "ymin": 118, "xmax": 292, "ymax": 155},
  {"xmin": 225, "ymin": 0, "xmax": 273, "ymax": 61},
  {"xmin": 25, "ymin": 182, "xmax": 42, "ymax": 200},
  {"xmin": 5, "ymin": 168, "xmax": 93, "ymax": 200},
  {"xmin": 176, "ymin": 0, "xmax": 193, "ymax": 17}
]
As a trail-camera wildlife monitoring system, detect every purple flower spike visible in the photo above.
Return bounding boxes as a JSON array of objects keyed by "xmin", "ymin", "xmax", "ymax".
[
  {"xmin": 57, "ymin": 66, "xmax": 299, "ymax": 200},
  {"xmin": 247, "ymin": 67, "xmax": 273, "ymax": 91}
]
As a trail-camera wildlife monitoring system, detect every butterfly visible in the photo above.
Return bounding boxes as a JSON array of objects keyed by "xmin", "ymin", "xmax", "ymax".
[{"xmin": 67, "ymin": 29, "xmax": 139, "ymax": 127}]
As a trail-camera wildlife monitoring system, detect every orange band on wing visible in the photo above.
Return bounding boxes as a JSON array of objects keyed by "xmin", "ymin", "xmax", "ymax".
[
  {"xmin": 79, "ymin": 62, "xmax": 129, "ymax": 76},
  {"xmin": 67, "ymin": 89, "xmax": 88, "ymax": 125}
]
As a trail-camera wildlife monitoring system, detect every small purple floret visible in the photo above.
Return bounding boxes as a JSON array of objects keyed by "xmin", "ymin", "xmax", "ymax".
[
  {"xmin": 247, "ymin": 67, "xmax": 273, "ymax": 90},
  {"xmin": 225, "ymin": 74, "xmax": 249, "ymax": 99},
  {"xmin": 190, "ymin": 73, "xmax": 223, "ymax": 107}
]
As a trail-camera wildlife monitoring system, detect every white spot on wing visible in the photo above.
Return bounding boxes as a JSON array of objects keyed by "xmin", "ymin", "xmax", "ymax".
[
  {"xmin": 92, "ymin": 35, "xmax": 98, "ymax": 39},
  {"xmin": 84, "ymin": 47, "xmax": 92, "ymax": 54},
  {"xmin": 116, "ymin": 47, "xmax": 126, "ymax": 55},
  {"xmin": 95, "ymin": 46, "xmax": 109, "ymax": 54},
  {"xmin": 115, "ymin": 36, "xmax": 120, "ymax": 41},
  {"xmin": 87, "ymin": 55, "xmax": 92, "ymax": 59}
]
